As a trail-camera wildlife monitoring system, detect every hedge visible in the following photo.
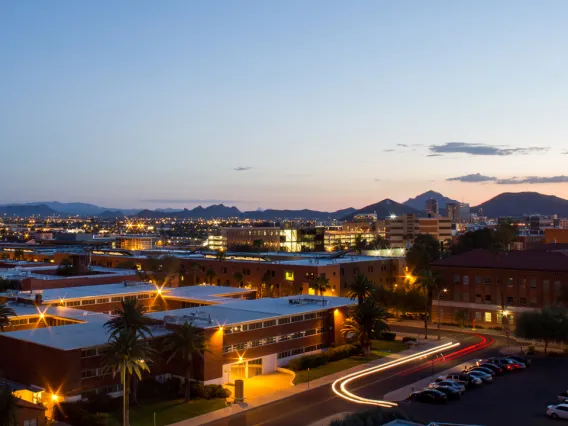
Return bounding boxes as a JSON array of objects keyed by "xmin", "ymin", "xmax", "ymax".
[
  {"xmin": 287, "ymin": 344, "xmax": 360, "ymax": 371},
  {"xmin": 402, "ymin": 337, "xmax": 417, "ymax": 343},
  {"xmin": 380, "ymin": 332, "xmax": 396, "ymax": 341}
]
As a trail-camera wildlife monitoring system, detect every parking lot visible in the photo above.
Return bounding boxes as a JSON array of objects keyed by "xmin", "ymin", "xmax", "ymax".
[{"xmin": 399, "ymin": 356, "xmax": 568, "ymax": 426}]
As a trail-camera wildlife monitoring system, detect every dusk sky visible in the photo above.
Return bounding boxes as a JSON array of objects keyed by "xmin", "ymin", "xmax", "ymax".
[{"xmin": 2, "ymin": 1, "xmax": 568, "ymax": 211}]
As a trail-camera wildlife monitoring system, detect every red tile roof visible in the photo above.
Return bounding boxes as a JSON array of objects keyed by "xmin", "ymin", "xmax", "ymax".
[{"xmin": 432, "ymin": 249, "xmax": 568, "ymax": 272}]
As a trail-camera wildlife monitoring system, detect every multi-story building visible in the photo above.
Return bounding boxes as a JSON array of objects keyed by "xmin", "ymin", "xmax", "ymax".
[
  {"xmin": 386, "ymin": 215, "xmax": 452, "ymax": 248},
  {"xmin": 544, "ymin": 228, "xmax": 568, "ymax": 244},
  {"xmin": 446, "ymin": 203, "xmax": 460, "ymax": 224},
  {"xmin": 207, "ymin": 227, "xmax": 280, "ymax": 251},
  {"xmin": 459, "ymin": 203, "xmax": 471, "ymax": 223},
  {"xmin": 430, "ymin": 248, "xmax": 568, "ymax": 329},
  {"xmin": 527, "ymin": 215, "xmax": 554, "ymax": 233},
  {"xmin": 424, "ymin": 198, "xmax": 439, "ymax": 217},
  {"xmin": 115, "ymin": 235, "xmax": 159, "ymax": 251},
  {"xmin": 0, "ymin": 286, "xmax": 352, "ymax": 407}
]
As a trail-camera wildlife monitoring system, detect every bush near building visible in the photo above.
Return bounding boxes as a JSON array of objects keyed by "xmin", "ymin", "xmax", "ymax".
[{"xmin": 287, "ymin": 344, "xmax": 360, "ymax": 371}]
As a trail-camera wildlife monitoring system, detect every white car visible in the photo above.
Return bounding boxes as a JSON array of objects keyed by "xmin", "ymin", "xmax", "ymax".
[
  {"xmin": 428, "ymin": 380, "xmax": 466, "ymax": 394},
  {"xmin": 547, "ymin": 404, "xmax": 568, "ymax": 419},
  {"xmin": 467, "ymin": 370, "xmax": 493, "ymax": 383}
]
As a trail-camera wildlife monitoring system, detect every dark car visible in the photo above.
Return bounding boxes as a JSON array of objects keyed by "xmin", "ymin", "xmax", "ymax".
[
  {"xmin": 489, "ymin": 357, "xmax": 526, "ymax": 371},
  {"xmin": 468, "ymin": 366, "xmax": 495, "ymax": 377},
  {"xmin": 477, "ymin": 362, "xmax": 504, "ymax": 375},
  {"xmin": 557, "ymin": 390, "xmax": 568, "ymax": 402},
  {"xmin": 430, "ymin": 385, "xmax": 462, "ymax": 400},
  {"xmin": 446, "ymin": 373, "xmax": 480, "ymax": 388},
  {"xmin": 507, "ymin": 355, "xmax": 531, "ymax": 367},
  {"xmin": 408, "ymin": 389, "xmax": 448, "ymax": 404}
]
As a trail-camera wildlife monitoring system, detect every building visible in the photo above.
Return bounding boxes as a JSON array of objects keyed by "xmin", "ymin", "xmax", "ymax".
[
  {"xmin": 115, "ymin": 235, "xmax": 159, "ymax": 251},
  {"xmin": 386, "ymin": 214, "xmax": 452, "ymax": 249},
  {"xmin": 424, "ymin": 198, "xmax": 438, "ymax": 217},
  {"xmin": 544, "ymin": 228, "xmax": 568, "ymax": 244},
  {"xmin": 0, "ymin": 286, "xmax": 352, "ymax": 406},
  {"xmin": 207, "ymin": 227, "xmax": 280, "ymax": 251},
  {"xmin": 459, "ymin": 203, "xmax": 471, "ymax": 223},
  {"xmin": 446, "ymin": 203, "xmax": 460, "ymax": 223},
  {"xmin": 430, "ymin": 248, "xmax": 568, "ymax": 329},
  {"xmin": 527, "ymin": 215, "xmax": 554, "ymax": 233}
]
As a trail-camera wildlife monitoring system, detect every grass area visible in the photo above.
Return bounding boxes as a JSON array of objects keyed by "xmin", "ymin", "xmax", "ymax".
[
  {"xmin": 293, "ymin": 340, "xmax": 407, "ymax": 384},
  {"xmin": 112, "ymin": 398, "xmax": 226, "ymax": 426}
]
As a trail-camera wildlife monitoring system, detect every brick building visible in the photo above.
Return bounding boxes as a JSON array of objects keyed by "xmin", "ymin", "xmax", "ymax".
[{"xmin": 430, "ymin": 248, "xmax": 568, "ymax": 329}]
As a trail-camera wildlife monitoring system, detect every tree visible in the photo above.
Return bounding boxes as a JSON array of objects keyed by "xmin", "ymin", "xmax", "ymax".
[
  {"xmin": 454, "ymin": 309, "xmax": 468, "ymax": 328},
  {"xmin": 215, "ymin": 250, "xmax": 227, "ymax": 262},
  {"xmin": 415, "ymin": 270, "xmax": 439, "ymax": 339},
  {"xmin": 56, "ymin": 257, "xmax": 75, "ymax": 276},
  {"xmin": 190, "ymin": 262, "xmax": 201, "ymax": 286},
  {"xmin": 205, "ymin": 269, "xmax": 216, "ymax": 285},
  {"xmin": 353, "ymin": 235, "xmax": 365, "ymax": 254},
  {"xmin": 102, "ymin": 330, "xmax": 152, "ymax": 426},
  {"xmin": 369, "ymin": 236, "xmax": 388, "ymax": 250},
  {"xmin": 13, "ymin": 249, "xmax": 24, "ymax": 261},
  {"xmin": 341, "ymin": 300, "xmax": 389, "ymax": 354},
  {"xmin": 252, "ymin": 239, "xmax": 264, "ymax": 262},
  {"xmin": 141, "ymin": 255, "xmax": 181, "ymax": 288},
  {"xmin": 233, "ymin": 272, "xmax": 244, "ymax": 288},
  {"xmin": 309, "ymin": 274, "xmax": 331, "ymax": 305},
  {"xmin": 515, "ymin": 306, "xmax": 568, "ymax": 354},
  {"xmin": 163, "ymin": 322, "xmax": 208, "ymax": 402},
  {"xmin": 405, "ymin": 234, "xmax": 441, "ymax": 273},
  {"xmin": 104, "ymin": 299, "xmax": 153, "ymax": 405},
  {"xmin": 0, "ymin": 386, "xmax": 17, "ymax": 426},
  {"xmin": 347, "ymin": 273, "xmax": 374, "ymax": 305},
  {"xmin": 558, "ymin": 284, "xmax": 568, "ymax": 307},
  {"xmin": 0, "ymin": 302, "xmax": 16, "ymax": 332},
  {"xmin": 261, "ymin": 270, "xmax": 272, "ymax": 298}
]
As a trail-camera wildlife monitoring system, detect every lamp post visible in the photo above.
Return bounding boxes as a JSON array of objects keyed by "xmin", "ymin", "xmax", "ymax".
[{"xmin": 437, "ymin": 288, "xmax": 447, "ymax": 340}]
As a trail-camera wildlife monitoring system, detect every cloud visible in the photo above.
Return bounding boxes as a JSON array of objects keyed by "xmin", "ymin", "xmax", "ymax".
[
  {"xmin": 143, "ymin": 199, "xmax": 241, "ymax": 204},
  {"xmin": 495, "ymin": 176, "xmax": 568, "ymax": 185},
  {"xmin": 447, "ymin": 173, "xmax": 497, "ymax": 183},
  {"xmin": 396, "ymin": 144, "xmax": 408, "ymax": 148},
  {"xmin": 426, "ymin": 154, "xmax": 442, "ymax": 157},
  {"xmin": 374, "ymin": 178, "xmax": 381, "ymax": 182},
  {"xmin": 429, "ymin": 142, "xmax": 548, "ymax": 156},
  {"xmin": 234, "ymin": 166, "xmax": 252, "ymax": 172},
  {"xmin": 383, "ymin": 149, "xmax": 395, "ymax": 152}
]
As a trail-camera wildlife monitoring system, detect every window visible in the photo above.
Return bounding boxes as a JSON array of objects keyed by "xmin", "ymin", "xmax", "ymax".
[
  {"xmin": 543, "ymin": 280, "xmax": 550, "ymax": 290},
  {"xmin": 279, "ymin": 334, "xmax": 290, "ymax": 342},
  {"xmin": 285, "ymin": 270, "xmax": 294, "ymax": 281},
  {"xmin": 316, "ymin": 327, "xmax": 325, "ymax": 334},
  {"xmin": 484, "ymin": 312, "xmax": 492, "ymax": 322},
  {"xmin": 278, "ymin": 351, "xmax": 291, "ymax": 359},
  {"xmin": 475, "ymin": 312, "xmax": 482, "ymax": 321},
  {"xmin": 138, "ymin": 293, "xmax": 150, "ymax": 299},
  {"xmin": 96, "ymin": 298, "xmax": 110, "ymax": 304},
  {"xmin": 485, "ymin": 295, "xmax": 492, "ymax": 304},
  {"xmin": 529, "ymin": 297, "xmax": 537, "ymax": 307},
  {"xmin": 519, "ymin": 278, "xmax": 526, "ymax": 289},
  {"xmin": 484, "ymin": 277, "xmax": 492, "ymax": 286},
  {"xmin": 291, "ymin": 315, "xmax": 304, "ymax": 323},
  {"xmin": 475, "ymin": 276, "xmax": 482, "ymax": 285},
  {"xmin": 529, "ymin": 279, "xmax": 537, "ymax": 288},
  {"xmin": 519, "ymin": 297, "xmax": 527, "ymax": 306},
  {"xmin": 554, "ymin": 281, "xmax": 561, "ymax": 291},
  {"xmin": 291, "ymin": 348, "xmax": 304, "ymax": 356},
  {"xmin": 507, "ymin": 296, "xmax": 515, "ymax": 305},
  {"xmin": 507, "ymin": 278, "xmax": 514, "ymax": 288},
  {"xmin": 317, "ymin": 311, "xmax": 326, "ymax": 318},
  {"xmin": 24, "ymin": 420, "xmax": 38, "ymax": 426},
  {"xmin": 66, "ymin": 301, "xmax": 81, "ymax": 307},
  {"xmin": 266, "ymin": 336, "xmax": 276, "ymax": 344},
  {"xmin": 234, "ymin": 342, "xmax": 247, "ymax": 351},
  {"xmin": 263, "ymin": 320, "xmax": 276, "ymax": 328},
  {"xmin": 305, "ymin": 345, "xmax": 317, "ymax": 352},
  {"xmin": 81, "ymin": 369, "xmax": 97, "ymax": 379},
  {"xmin": 304, "ymin": 313, "xmax": 316, "ymax": 320},
  {"xmin": 248, "ymin": 322, "xmax": 262, "ymax": 331},
  {"xmin": 453, "ymin": 275, "xmax": 460, "ymax": 283},
  {"xmin": 81, "ymin": 348, "xmax": 97, "ymax": 358},
  {"xmin": 475, "ymin": 294, "xmax": 482, "ymax": 303},
  {"xmin": 82, "ymin": 299, "xmax": 95, "ymax": 306},
  {"xmin": 291, "ymin": 331, "xmax": 304, "ymax": 339},
  {"xmin": 111, "ymin": 297, "xmax": 123, "ymax": 302},
  {"xmin": 251, "ymin": 339, "xmax": 262, "ymax": 348},
  {"xmin": 222, "ymin": 345, "xmax": 233, "ymax": 353},
  {"xmin": 463, "ymin": 276, "xmax": 469, "ymax": 285},
  {"xmin": 278, "ymin": 317, "xmax": 291, "ymax": 325},
  {"xmin": 305, "ymin": 329, "xmax": 316, "ymax": 336},
  {"xmin": 462, "ymin": 292, "xmax": 469, "ymax": 302}
]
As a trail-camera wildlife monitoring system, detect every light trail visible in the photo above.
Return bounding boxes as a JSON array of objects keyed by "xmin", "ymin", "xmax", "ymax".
[{"xmin": 331, "ymin": 342, "xmax": 459, "ymax": 408}]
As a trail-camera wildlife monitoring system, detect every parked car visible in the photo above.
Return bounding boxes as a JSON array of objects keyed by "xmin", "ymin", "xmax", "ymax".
[
  {"xmin": 507, "ymin": 355, "xmax": 531, "ymax": 367},
  {"xmin": 445, "ymin": 373, "xmax": 481, "ymax": 388},
  {"xmin": 475, "ymin": 362, "xmax": 504, "ymax": 375},
  {"xmin": 547, "ymin": 404, "xmax": 568, "ymax": 419},
  {"xmin": 557, "ymin": 390, "xmax": 568, "ymax": 402},
  {"xmin": 488, "ymin": 357, "xmax": 526, "ymax": 370},
  {"xmin": 429, "ymin": 385, "xmax": 462, "ymax": 400},
  {"xmin": 466, "ymin": 370, "xmax": 493, "ymax": 383},
  {"xmin": 468, "ymin": 366, "xmax": 495, "ymax": 377},
  {"xmin": 408, "ymin": 389, "xmax": 448, "ymax": 404},
  {"xmin": 429, "ymin": 380, "xmax": 466, "ymax": 394}
]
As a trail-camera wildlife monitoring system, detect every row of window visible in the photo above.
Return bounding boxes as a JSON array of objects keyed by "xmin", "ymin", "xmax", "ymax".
[
  {"xmin": 222, "ymin": 327, "xmax": 325, "ymax": 353},
  {"xmin": 57, "ymin": 293, "xmax": 153, "ymax": 308},
  {"xmin": 454, "ymin": 275, "xmax": 562, "ymax": 290},
  {"xmin": 81, "ymin": 368, "xmax": 108, "ymax": 379},
  {"xmin": 223, "ymin": 311, "xmax": 325, "ymax": 335},
  {"xmin": 454, "ymin": 291, "xmax": 541, "ymax": 307},
  {"xmin": 277, "ymin": 343, "xmax": 326, "ymax": 359},
  {"xmin": 81, "ymin": 383, "xmax": 123, "ymax": 399}
]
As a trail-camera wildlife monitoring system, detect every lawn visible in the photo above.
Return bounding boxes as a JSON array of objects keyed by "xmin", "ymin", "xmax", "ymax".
[
  {"xmin": 112, "ymin": 398, "xmax": 226, "ymax": 426},
  {"xmin": 293, "ymin": 340, "xmax": 407, "ymax": 384}
]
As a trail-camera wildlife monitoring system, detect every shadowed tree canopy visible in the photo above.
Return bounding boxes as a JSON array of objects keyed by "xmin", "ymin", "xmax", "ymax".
[
  {"xmin": 406, "ymin": 234, "xmax": 441, "ymax": 273},
  {"xmin": 452, "ymin": 222, "xmax": 518, "ymax": 255},
  {"xmin": 515, "ymin": 306, "xmax": 568, "ymax": 354}
]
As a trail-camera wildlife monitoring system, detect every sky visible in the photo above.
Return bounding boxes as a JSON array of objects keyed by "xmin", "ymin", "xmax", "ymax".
[{"xmin": 2, "ymin": 0, "xmax": 568, "ymax": 211}]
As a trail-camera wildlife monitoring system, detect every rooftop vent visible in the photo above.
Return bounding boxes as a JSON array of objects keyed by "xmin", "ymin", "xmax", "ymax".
[{"xmin": 288, "ymin": 297, "xmax": 328, "ymax": 306}]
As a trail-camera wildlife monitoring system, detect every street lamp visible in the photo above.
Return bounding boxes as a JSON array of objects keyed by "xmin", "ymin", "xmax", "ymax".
[{"xmin": 437, "ymin": 288, "xmax": 448, "ymax": 340}]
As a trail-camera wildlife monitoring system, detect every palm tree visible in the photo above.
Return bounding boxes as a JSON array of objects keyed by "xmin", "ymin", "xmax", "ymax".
[
  {"xmin": 415, "ymin": 269, "xmax": 439, "ymax": 339},
  {"xmin": 0, "ymin": 302, "xmax": 16, "ymax": 332},
  {"xmin": 215, "ymin": 250, "xmax": 227, "ymax": 262},
  {"xmin": 557, "ymin": 284, "xmax": 568, "ymax": 307},
  {"xmin": 233, "ymin": 272, "xmax": 244, "ymax": 288},
  {"xmin": 205, "ymin": 269, "xmax": 216, "ymax": 285},
  {"xmin": 0, "ymin": 386, "xmax": 17, "ymax": 426},
  {"xmin": 341, "ymin": 300, "xmax": 389, "ymax": 354},
  {"xmin": 104, "ymin": 299, "xmax": 153, "ymax": 405},
  {"xmin": 163, "ymin": 321, "xmax": 208, "ymax": 402},
  {"xmin": 261, "ymin": 270, "xmax": 272, "ymax": 298},
  {"xmin": 347, "ymin": 273, "xmax": 374, "ymax": 305},
  {"xmin": 191, "ymin": 262, "xmax": 201, "ymax": 286},
  {"xmin": 309, "ymin": 274, "xmax": 331, "ymax": 306},
  {"xmin": 102, "ymin": 330, "xmax": 153, "ymax": 426},
  {"xmin": 454, "ymin": 309, "xmax": 468, "ymax": 328}
]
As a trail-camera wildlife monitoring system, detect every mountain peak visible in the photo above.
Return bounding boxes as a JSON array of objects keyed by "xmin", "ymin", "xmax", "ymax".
[{"xmin": 403, "ymin": 191, "xmax": 458, "ymax": 210}]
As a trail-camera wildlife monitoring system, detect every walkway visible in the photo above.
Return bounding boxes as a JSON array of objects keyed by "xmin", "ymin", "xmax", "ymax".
[{"xmin": 223, "ymin": 370, "xmax": 295, "ymax": 401}]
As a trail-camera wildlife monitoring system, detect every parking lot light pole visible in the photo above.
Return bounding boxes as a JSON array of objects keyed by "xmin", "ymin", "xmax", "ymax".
[{"xmin": 437, "ymin": 288, "xmax": 447, "ymax": 340}]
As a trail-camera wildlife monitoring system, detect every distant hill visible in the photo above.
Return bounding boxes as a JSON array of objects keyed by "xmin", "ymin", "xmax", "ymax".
[
  {"xmin": 0, "ymin": 204, "xmax": 60, "ymax": 217},
  {"xmin": 473, "ymin": 192, "xmax": 568, "ymax": 217},
  {"xmin": 240, "ymin": 208, "xmax": 356, "ymax": 220},
  {"xmin": 341, "ymin": 199, "xmax": 422, "ymax": 221},
  {"xmin": 403, "ymin": 190, "xmax": 458, "ymax": 211},
  {"xmin": 0, "ymin": 202, "xmax": 139, "ymax": 216},
  {"xmin": 98, "ymin": 210, "xmax": 126, "ymax": 219},
  {"xmin": 136, "ymin": 204, "xmax": 241, "ymax": 219}
]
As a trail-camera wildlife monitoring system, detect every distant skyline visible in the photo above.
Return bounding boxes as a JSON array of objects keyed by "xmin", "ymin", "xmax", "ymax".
[{"xmin": 2, "ymin": 1, "xmax": 568, "ymax": 211}]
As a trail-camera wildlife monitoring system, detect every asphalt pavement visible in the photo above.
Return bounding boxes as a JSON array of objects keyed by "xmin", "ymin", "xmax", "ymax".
[{"xmin": 205, "ymin": 325, "xmax": 505, "ymax": 426}]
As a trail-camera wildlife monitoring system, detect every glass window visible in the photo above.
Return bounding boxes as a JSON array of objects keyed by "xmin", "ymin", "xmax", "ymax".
[
  {"xmin": 291, "ymin": 315, "xmax": 304, "ymax": 323},
  {"xmin": 453, "ymin": 275, "xmax": 460, "ymax": 283},
  {"xmin": 484, "ymin": 277, "xmax": 492, "ymax": 286},
  {"xmin": 484, "ymin": 312, "xmax": 492, "ymax": 322},
  {"xmin": 263, "ymin": 320, "xmax": 276, "ymax": 328},
  {"xmin": 519, "ymin": 279, "xmax": 526, "ymax": 288},
  {"xmin": 463, "ymin": 276, "xmax": 469, "ymax": 285},
  {"xmin": 507, "ymin": 278, "xmax": 514, "ymax": 288},
  {"xmin": 285, "ymin": 270, "xmax": 294, "ymax": 281},
  {"xmin": 475, "ymin": 294, "xmax": 482, "ymax": 303},
  {"xmin": 462, "ymin": 292, "xmax": 469, "ymax": 302},
  {"xmin": 475, "ymin": 312, "xmax": 482, "ymax": 320},
  {"xmin": 475, "ymin": 276, "xmax": 482, "ymax": 285},
  {"xmin": 529, "ymin": 279, "xmax": 537, "ymax": 288},
  {"xmin": 543, "ymin": 280, "xmax": 550, "ymax": 290},
  {"xmin": 507, "ymin": 296, "xmax": 515, "ymax": 305},
  {"xmin": 519, "ymin": 297, "xmax": 527, "ymax": 306},
  {"xmin": 304, "ymin": 313, "xmax": 316, "ymax": 320},
  {"xmin": 278, "ymin": 317, "xmax": 291, "ymax": 325},
  {"xmin": 485, "ymin": 295, "xmax": 491, "ymax": 304},
  {"xmin": 96, "ymin": 298, "xmax": 110, "ymax": 304}
]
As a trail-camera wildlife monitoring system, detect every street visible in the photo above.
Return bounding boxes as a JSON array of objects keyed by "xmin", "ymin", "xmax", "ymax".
[{"xmin": 206, "ymin": 325, "xmax": 505, "ymax": 426}]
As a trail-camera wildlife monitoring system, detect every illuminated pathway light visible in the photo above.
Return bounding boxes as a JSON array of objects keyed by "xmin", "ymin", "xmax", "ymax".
[{"xmin": 332, "ymin": 342, "xmax": 460, "ymax": 408}]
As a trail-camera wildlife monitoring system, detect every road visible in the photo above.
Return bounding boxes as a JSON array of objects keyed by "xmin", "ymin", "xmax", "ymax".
[{"xmin": 207, "ymin": 326, "xmax": 506, "ymax": 426}]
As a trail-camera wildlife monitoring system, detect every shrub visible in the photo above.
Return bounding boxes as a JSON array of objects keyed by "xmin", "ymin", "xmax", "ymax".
[
  {"xmin": 527, "ymin": 345, "xmax": 536, "ymax": 354},
  {"xmin": 380, "ymin": 332, "xmax": 396, "ymax": 341},
  {"xmin": 402, "ymin": 337, "xmax": 417, "ymax": 343},
  {"xmin": 287, "ymin": 344, "xmax": 360, "ymax": 371},
  {"xmin": 85, "ymin": 393, "xmax": 114, "ymax": 413},
  {"xmin": 189, "ymin": 383, "xmax": 231, "ymax": 399}
]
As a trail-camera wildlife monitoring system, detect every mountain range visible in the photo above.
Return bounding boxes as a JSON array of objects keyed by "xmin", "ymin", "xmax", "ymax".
[{"xmin": 3, "ymin": 191, "xmax": 568, "ymax": 219}]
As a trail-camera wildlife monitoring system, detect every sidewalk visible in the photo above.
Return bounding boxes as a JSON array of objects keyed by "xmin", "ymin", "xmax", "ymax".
[{"xmin": 167, "ymin": 336, "xmax": 451, "ymax": 426}]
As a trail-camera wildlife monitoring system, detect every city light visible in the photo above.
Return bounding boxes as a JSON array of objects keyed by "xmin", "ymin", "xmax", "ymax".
[
  {"xmin": 389, "ymin": 214, "xmax": 397, "ymax": 220},
  {"xmin": 51, "ymin": 394, "xmax": 59, "ymax": 402}
]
